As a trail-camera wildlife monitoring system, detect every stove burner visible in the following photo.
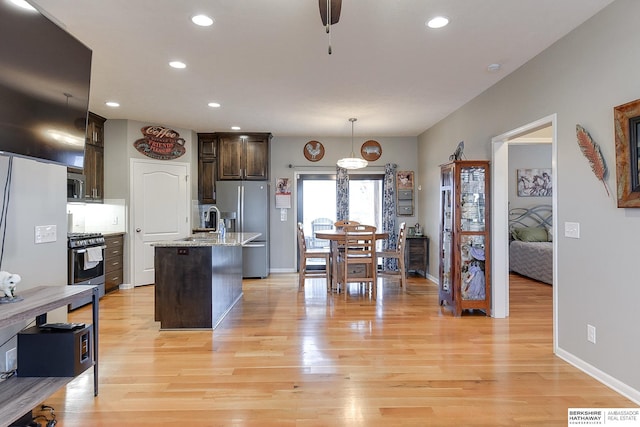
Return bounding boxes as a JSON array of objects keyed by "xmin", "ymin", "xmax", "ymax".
[{"xmin": 68, "ymin": 232, "xmax": 105, "ymax": 248}]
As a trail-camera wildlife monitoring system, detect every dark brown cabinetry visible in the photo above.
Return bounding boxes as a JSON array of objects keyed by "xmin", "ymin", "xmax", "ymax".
[
  {"xmin": 217, "ymin": 133, "xmax": 271, "ymax": 180},
  {"xmin": 405, "ymin": 236, "xmax": 429, "ymax": 277},
  {"xmin": 197, "ymin": 133, "xmax": 218, "ymax": 203},
  {"xmin": 438, "ymin": 160, "xmax": 491, "ymax": 316},
  {"xmin": 104, "ymin": 233, "xmax": 124, "ymax": 293},
  {"xmin": 84, "ymin": 112, "xmax": 106, "ymax": 202}
]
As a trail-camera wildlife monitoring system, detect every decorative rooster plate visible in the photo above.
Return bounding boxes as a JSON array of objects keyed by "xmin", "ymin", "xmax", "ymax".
[{"xmin": 304, "ymin": 140, "xmax": 325, "ymax": 162}]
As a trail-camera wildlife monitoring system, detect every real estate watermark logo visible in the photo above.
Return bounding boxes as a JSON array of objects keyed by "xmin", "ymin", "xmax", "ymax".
[{"xmin": 568, "ymin": 408, "xmax": 640, "ymax": 426}]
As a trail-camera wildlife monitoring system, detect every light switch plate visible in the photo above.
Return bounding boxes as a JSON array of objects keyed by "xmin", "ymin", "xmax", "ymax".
[
  {"xmin": 35, "ymin": 225, "xmax": 57, "ymax": 243},
  {"xmin": 564, "ymin": 222, "xmax": 580, "ymax": 238}
]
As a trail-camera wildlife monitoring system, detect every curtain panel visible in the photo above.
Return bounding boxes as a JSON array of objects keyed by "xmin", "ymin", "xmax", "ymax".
[
  {"xmin": 336, "ymin": 166, "xmax": 349, "ymax": 221},
  {"xmin": 383, "ymin": 163, "xmax": 398, "ymax": 270}
]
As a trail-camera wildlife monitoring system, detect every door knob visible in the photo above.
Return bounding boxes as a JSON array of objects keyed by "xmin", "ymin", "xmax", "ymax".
[{"xmin": 136, "ymin": 228, "xmax": 141, "ymax": 232}]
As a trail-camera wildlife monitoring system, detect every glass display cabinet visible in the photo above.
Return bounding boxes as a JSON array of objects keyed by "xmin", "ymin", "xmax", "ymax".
[{"xmin": 438, "ymin": 160, "xmax": 491, "ymax": 316}]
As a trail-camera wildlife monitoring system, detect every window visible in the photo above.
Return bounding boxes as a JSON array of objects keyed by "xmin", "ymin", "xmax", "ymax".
[{"xmin": 296, "ymin": 173, "xmax": 383, "ymax": 266}]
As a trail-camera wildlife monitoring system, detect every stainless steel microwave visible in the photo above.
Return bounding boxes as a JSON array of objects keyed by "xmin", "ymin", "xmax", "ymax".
[{"xmin": 67, "ymin": 172, "xmax": 86, "ymax": 202}]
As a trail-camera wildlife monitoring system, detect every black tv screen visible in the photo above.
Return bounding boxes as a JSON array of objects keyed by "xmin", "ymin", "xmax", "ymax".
[{"xmin": 0, "ymin": 1, "xmax": 92, "ymax": 169}]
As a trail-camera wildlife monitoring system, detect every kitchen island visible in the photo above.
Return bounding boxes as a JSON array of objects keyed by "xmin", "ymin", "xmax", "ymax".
[{"xmin": 153, "ymin": 232, "xmax": 260, "ymax": 330}]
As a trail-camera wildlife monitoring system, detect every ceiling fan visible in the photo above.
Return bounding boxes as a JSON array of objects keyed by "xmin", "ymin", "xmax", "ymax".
[{"xmin": 319, "ymin": 0, "xmax": 342, "ymax": 54}]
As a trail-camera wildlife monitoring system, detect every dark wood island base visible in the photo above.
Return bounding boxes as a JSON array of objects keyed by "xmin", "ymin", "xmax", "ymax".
[{"xmin": 153, "ymin": 232, "xmax": 260, "ymax": 330}]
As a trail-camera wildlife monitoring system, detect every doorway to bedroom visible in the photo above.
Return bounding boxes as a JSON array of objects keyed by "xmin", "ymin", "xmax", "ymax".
[{"xmin": 491, "ymin": 114, "xmax": 557, "ymax": 327}]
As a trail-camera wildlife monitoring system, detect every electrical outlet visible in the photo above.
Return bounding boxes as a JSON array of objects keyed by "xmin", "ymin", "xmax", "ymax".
[
  {"xmin": 6, "ymin": 347, "xmax": 17, "ymax": 371},
  {"xmin": 587, "ymin": 324, "xmax": 596, "ymax": 344}
]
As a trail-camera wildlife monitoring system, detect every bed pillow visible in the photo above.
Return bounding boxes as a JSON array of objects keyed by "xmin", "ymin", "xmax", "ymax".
[{"xmin": 511, "ymin": 227, "xmax": 549, "ymax": 242}]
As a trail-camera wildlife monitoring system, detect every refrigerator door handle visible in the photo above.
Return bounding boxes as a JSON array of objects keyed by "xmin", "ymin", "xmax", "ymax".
[{"xmin": 236, "ymin": 185, "xmax": 242, "ymax": 233}]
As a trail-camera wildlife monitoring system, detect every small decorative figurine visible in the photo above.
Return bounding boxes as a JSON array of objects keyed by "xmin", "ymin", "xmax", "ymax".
[
  {"xmin": 0, "ymin": 271, "xmax": 22, "ymax": 303},
  {"xmin": 449, "ymin": 141, "xmax": 465, "ymax": 161}
]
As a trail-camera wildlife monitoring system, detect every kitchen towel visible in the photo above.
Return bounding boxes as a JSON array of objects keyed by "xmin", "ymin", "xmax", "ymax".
[{"xmin": 84, "ymin": 247, "xmax": 103, "ymax": 270}]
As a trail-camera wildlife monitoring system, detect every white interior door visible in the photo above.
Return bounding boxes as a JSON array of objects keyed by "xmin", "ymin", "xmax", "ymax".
[{"xmin": 131, "ymin": 159, "xmax": 190, "ymax": 286}]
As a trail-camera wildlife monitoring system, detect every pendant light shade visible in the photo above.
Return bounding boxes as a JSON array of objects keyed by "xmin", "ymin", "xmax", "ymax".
[{"xmin": 337, "ymin": 118, "xmax": 368, "ymax": 169}]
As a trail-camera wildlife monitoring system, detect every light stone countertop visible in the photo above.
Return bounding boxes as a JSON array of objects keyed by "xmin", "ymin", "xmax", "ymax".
[{"xmin": 152, "ymin": 232, "xmax": 261, "ymax": 247}]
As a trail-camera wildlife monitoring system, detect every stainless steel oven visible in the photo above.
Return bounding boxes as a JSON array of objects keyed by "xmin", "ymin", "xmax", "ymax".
[{"xmin": 68, "ymin": 232, "xmax": 106, "ymax": 309}]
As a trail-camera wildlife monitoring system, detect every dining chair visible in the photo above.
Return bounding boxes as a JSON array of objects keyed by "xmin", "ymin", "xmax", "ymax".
[
  {"xmin": 334, "ymin": 220, "xmax": 360, "ymax": 228},
  {"xmin": 296, "ymin": 222, "xmax": 331, "ymax": 290},
  {"xmin": 378, "ymin": 222, "xmax": 407, "ymax": 289},
  {"xmin": 340, "ymin": 224, "xmax": 377, "ymax": 299},
  {"xmin": 310, "ymin": 217, "xmax": 333, "ymax": 248},
  {"xmin": 330, "ymin": 220, "xmax": 359, "ymax": 290}
]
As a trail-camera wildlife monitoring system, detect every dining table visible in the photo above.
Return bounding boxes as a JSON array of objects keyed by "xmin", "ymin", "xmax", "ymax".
[{"xmin": 314, "ymin": 229, "xmax": 389, "ymax": 291}]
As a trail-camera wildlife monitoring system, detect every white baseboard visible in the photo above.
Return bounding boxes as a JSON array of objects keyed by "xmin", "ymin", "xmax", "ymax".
[{"xmin": 556, "ymin": 347, "xmax": 640, "ymax": 405}]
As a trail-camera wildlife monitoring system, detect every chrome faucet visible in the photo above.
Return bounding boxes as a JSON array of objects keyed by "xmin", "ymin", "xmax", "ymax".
[{"xmin": 205, "ymin": 205, "xmax": 221, "ymax": 231}]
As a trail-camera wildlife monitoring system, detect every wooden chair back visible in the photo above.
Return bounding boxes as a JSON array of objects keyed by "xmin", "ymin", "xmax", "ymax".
[
  {"xmin": 296, "ymin": 222, "xmax": 331, "ymax": 290},
  {"xmin": 341, "ymin": 224, "xmax": 377, "ymax": 299},
  {"xmin": 378, "ymin": 222, "xmax": 407, "ymax": 289},
  {"xmin": 334, "ymin": 220, "xmax": 360, "ymax": 229}
]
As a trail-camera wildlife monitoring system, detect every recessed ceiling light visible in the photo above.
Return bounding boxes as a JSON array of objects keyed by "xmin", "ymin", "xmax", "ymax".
[
  {"xmin": 191, "ymin": 14, "xmax": 213, "ymax": 27},
  {"xmin": 487, "ymin": 63, "xmax": 502, "ymax": 72},
  {"xmin": 9, "ymin": 0, "xmax": 37, "ymax": 11},
  {"xmin": 426, "ymin": 16, "xmax": 449, "ymax": 29},
  {"xmin": 105, "ymin": 101, "xmax": 120, "ymax": 107},
  {"xmin": 208, "ymin": 102, "xmax": 221, "ymax": 108},
  {"xmin": 231, "ymin": 126, "xmax": 241, "ymax": 131},
  {"xmin": 169, "ymin": 61, "xmax": 186, "ymax": 69}
]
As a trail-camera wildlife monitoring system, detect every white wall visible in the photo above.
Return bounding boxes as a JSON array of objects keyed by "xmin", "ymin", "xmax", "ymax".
[
  {"xmin": 0, "ymin": 156, "xmax": 68, "ymax": 367},
  {"xmin": 417, "ymin": 0, "xmax": 640, "ymax": 401}
]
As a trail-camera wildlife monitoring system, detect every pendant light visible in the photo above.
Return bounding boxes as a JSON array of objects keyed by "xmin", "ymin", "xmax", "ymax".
[{"xmin": 337, "ymin": 118, "xmax": 368, "ymax": 170}]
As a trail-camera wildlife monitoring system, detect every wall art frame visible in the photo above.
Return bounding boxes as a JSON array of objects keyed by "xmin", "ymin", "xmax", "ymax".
[
  {"xmin": 516, "ymin": 168, "xmax": 552, "ymax": 197},
  {"xmin": 360, "ymin": 140, "xmax": 382, "ymax": 161},
  {"xmin": 614, "ymin": 98, "xmax": 640, "ymax": 207},
  {"xmin": 303, "ymin": 140, "xmax": 324, "ymax": 162}
]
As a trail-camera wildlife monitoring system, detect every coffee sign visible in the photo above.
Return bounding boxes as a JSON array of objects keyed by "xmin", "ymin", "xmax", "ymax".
[{"xmin": 133, "ymin": 126, "xmax": 186, "ymax": 160}]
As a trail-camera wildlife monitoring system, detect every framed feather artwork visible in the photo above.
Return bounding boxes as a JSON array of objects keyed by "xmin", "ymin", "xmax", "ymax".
[{"xmin": 613, "ymin": 99, "xmax": 640, "ymax": 207}]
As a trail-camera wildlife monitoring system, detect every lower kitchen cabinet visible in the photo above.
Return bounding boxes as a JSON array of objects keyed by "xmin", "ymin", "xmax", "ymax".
[{"xmin": 104, "ymin": 233, "xmax": 124, "ymax": 293}]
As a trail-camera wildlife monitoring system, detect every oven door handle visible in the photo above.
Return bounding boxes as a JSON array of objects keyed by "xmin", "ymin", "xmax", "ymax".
[{"xmin": 73, "ymin": 245, "xmax": 107, "ymax": 254}]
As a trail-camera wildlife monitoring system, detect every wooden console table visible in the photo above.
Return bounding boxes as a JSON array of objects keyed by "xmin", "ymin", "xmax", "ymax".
[{"xmin": 0, "ymin": 285, "xmax": 99, "ymax": 427}]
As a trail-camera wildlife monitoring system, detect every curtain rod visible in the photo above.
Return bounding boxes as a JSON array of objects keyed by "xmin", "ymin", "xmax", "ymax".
[{"xmin": 287, "ymin": 164, "xmax": 386, "ymax": 169}]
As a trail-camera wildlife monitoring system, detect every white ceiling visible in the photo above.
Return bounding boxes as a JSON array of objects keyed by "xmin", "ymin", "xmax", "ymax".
[{"xmin": 31, "ymin": 0, "xmax": 614, "ymax": 138}]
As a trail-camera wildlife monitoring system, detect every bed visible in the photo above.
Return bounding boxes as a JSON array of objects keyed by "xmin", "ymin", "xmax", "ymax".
[{"xmin": 508, "ymin": 205, "xmax": 553, "ymax": 285}]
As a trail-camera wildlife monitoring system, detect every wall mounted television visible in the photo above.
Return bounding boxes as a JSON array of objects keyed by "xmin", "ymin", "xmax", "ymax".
[{"xmin": 0, "ymin": 0, "xmax": 92, "ymax": 169}]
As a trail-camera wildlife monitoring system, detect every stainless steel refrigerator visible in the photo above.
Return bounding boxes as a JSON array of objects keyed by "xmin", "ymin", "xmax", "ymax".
[{"xmin": 215, "ymin": 181, "xmax": 269, "ymax": 278}]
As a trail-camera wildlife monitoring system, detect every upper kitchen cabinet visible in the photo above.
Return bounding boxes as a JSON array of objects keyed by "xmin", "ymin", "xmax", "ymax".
[
  {"xmin": 217, "ymin": 133, "xmax": 271, "ymax": 181},
  {"xmin": 84, "ymin": 112, "xmax": 106, "ymax": 203},
  {"xmin": 198, "ymin": 133, "xmax": 218, "ymax": 204}
]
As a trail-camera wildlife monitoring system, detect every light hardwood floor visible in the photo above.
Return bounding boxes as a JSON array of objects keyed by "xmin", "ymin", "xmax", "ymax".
[{"xmin": 40, "ymin": 274, "xmax": 634, "ymax": 426}]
